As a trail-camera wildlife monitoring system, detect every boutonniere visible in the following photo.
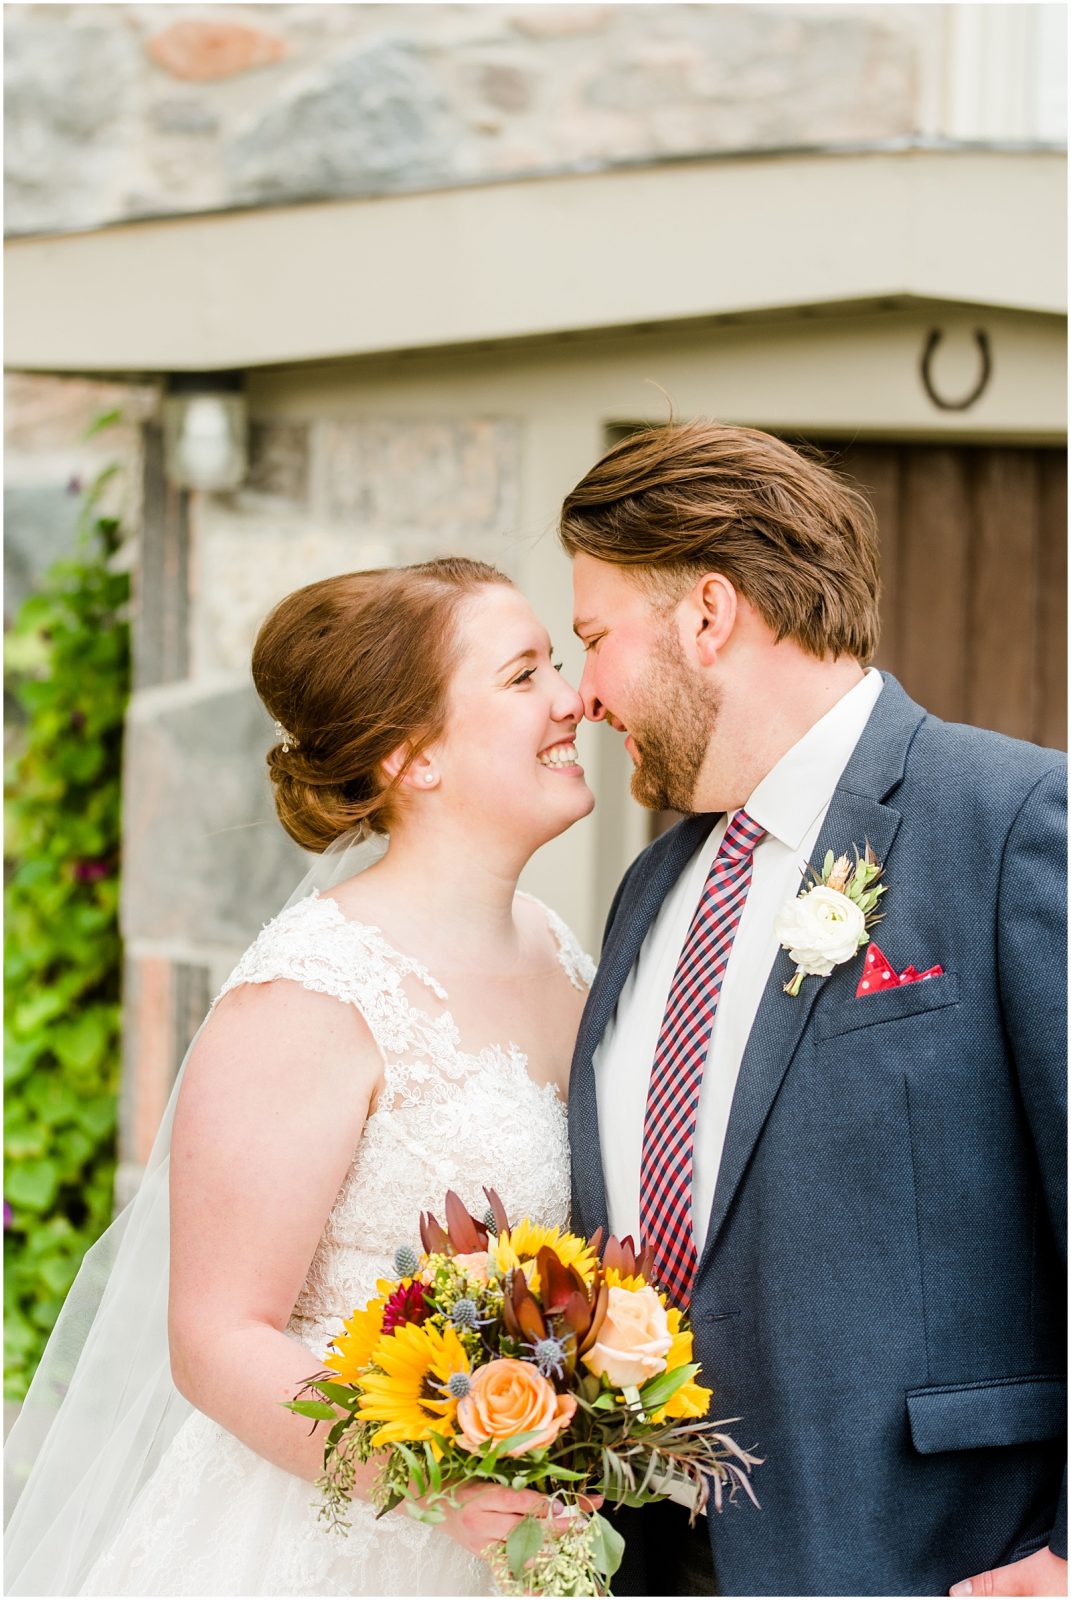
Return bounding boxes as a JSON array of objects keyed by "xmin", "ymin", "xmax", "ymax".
[{"xmin": 775, "ymin": 843, "xmax": 888, "ymax": 997}]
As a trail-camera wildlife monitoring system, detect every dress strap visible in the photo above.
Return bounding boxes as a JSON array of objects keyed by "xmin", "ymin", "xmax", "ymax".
[
  {"xmin": 516, "ymin": 892, "xmax": 597, "ymax": 992},
  {"xmin": 212, "ymin": 892, "xmax": 449, "ymax": 1067}
]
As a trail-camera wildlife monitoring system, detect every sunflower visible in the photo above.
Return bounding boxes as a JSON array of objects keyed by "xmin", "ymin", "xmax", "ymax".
[
  {"xmin": 323, "ymin": 1279, "xmax": 395, "ymax": 1384},
  {"xmin": 604, "ymin": 1266, "xmax": 649, "ymax": 1293},
  {"xmin": 357, "ymin": 1321, "xmax": 471, "ymax": 1446},
  {"xmin": 650, "ymin": 1308, "xmax": 713, "ymax": 1423},
  {"xmin": 493, "ymin": 1221, "xmax": 596, "ymax": 1291}
]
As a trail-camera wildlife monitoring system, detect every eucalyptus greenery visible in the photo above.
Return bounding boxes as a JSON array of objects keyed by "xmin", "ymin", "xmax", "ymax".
[{"xmin": 4, "ymin": 449, "xmax": 130, "ymax": 1400}]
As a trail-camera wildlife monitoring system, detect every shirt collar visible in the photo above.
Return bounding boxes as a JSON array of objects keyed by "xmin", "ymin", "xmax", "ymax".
[{"xmin": 741, "ymin": 668, "xmax": 885, "ymax": 851}]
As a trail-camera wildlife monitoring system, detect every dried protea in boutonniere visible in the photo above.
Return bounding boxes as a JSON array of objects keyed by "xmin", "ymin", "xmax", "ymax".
[{"xmin": 775, "ymin": 842, "xmax": 887, "ymax": 997}]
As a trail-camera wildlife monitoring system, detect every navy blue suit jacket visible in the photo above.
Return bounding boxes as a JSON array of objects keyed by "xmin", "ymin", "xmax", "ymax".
[{"xmin": 569, "ymin": 675, "xmax": 1067, "ymax": 1596}]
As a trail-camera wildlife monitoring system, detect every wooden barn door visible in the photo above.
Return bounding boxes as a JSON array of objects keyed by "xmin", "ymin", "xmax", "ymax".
[{"xmin": 840, "ymin": 442, "xmax": 1066, "ymax": 750}]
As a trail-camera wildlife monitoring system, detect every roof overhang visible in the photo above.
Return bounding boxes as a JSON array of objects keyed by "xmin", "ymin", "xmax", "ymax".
[{"xmin": 4, "ymin": 147, "xmax": 1065, "ymax": 374}]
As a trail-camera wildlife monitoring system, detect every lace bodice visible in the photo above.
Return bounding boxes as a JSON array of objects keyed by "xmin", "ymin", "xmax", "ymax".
[{"xmin": 213, "ymin": 889, "xmax": 595, "ymax": 1357}]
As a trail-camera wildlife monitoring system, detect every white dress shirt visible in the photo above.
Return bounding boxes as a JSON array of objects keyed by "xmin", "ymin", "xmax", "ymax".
[{"xmin": 594, "ymin": 668, "xmax": 885, "ymax": 1254}]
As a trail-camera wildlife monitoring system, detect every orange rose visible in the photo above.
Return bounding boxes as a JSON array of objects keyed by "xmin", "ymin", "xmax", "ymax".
[
  {"xmin": 456, "ymin": 1359, "xmax": 577, "ymax": 1456},
  {"xmin": 581, "ymin": 1285, "xmax": 671, "ymax": 1388},
  {"xmin": 452, "ymin": 1250, "xmax": 492, "ymax": 1284}
]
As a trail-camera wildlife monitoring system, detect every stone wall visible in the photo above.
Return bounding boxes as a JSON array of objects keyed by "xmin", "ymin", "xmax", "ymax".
[{"xmin": 6, "ymin": 2, "xmax": 938, "ymax": 235}]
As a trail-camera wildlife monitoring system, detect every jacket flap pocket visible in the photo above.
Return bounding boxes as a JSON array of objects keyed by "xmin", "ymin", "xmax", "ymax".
[
  {"xmin": 817, "ymin": 973, "xmax": 959, "ymax": 1039},
  {"xmin": 907, "ymin": 1376, "xmax": 1067, "ymax": 1454}
]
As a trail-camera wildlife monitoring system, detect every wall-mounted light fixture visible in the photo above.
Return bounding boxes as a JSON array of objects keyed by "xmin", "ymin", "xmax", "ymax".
[{"xmin": 163, "ymin": 372, "xmax": 247, "ymax": 491}]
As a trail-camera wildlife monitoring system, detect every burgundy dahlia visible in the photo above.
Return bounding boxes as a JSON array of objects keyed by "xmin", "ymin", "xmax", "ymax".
[{"xmin": 381, "ymin": 1279, "xmax": 432, "ymax": 1334}]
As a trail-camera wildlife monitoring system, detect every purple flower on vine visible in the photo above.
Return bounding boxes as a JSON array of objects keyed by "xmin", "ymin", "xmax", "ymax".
[
  {"xmin": 3, "ymin": 1203, "xmax": 12, "ymax": 1231},
  {"xmin": 73, "ymin": 860, "xmax": 111, "ymax": 884},
  {"xmin": 66, "ymin": 475, "xmax": 83, "ymax": 497}
]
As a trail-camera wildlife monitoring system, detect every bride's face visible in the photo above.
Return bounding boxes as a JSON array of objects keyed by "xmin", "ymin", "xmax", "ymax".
[{"xmin": 432, "ymin": 585, "xmax": 595, "ymax": 843}]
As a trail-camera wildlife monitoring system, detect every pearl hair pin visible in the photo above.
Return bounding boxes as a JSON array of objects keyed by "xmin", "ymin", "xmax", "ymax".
[{"xmin": 273, "ymin": 719, "xmax": 298, "ymax": 754}]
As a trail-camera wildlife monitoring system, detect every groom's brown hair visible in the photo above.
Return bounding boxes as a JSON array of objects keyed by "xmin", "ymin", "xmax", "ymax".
[{"xmin": 559, "ymin": 421, "xmax": 881, "ymax": 662}]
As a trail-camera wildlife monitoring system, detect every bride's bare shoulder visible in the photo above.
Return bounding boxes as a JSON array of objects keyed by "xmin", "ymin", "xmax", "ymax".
[{"xmin": 316, "ymin": 871, "xmax": 389, "ymax": 930}]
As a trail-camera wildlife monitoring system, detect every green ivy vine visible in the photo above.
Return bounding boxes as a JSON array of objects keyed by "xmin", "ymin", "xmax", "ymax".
[{"xmin": 4, "ymin": 451, "xmax": 130, "ymax": 1400}]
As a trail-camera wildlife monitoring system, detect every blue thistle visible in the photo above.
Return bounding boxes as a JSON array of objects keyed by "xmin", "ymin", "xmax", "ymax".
[
  {"xmin": 531, "ymin": 1336, "xmax": 568, "ymax": 1380},
  {"xmin": 450, "ymin": 1297, "xmax": 480, "ymax": 1331},
  {"xmin": 444, "ymin": 1371, "xmax": 472, "ymax": 1399},
  {"xmin": 393, "ymin": 1244, "xmax": 419, "ymax": 1278}
]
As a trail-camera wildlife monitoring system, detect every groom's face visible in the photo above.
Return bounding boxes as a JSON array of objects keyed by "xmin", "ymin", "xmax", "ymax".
[{"xmin": 571, "ymin": 554, "xmax": 719, "ymax": 813}]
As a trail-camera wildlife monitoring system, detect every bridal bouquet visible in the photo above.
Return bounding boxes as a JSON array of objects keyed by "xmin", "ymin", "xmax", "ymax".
[{"xmin": 287, "ymin": 1191, "xmax": 760, "ymax": 1596}]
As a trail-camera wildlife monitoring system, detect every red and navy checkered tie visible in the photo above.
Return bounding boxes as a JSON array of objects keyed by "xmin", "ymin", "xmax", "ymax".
[{"xmin": 638, "ymin": 809, "xmax": 766, "ymax": 1307}]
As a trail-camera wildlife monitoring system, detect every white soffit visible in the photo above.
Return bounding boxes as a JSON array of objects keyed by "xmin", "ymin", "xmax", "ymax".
[{"xmin": 4, "ymin": 149, "xmax": 1066, "ymax": 374}]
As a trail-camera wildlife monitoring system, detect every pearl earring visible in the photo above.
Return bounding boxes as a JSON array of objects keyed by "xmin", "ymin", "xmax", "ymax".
[{"xmin": 424, "ymin": 773, "xmax": 435, "ymax": 784}]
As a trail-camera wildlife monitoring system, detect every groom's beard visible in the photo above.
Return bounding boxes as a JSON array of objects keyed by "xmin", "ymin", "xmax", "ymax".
[{"xmin": 627, "ymin": 632, "xmax": 720, "ymax": 813}]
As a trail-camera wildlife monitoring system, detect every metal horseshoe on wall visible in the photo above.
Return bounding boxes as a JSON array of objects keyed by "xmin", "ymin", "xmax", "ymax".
[{"xmin": 920, "ymin": 328, "xmax": 992, "ymax": 412}]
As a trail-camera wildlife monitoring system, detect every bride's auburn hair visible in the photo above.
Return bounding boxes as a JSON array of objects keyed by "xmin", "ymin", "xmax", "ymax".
[{"xmin": 253, "ymin": 557, "xmax": 510, "ymax": 852}]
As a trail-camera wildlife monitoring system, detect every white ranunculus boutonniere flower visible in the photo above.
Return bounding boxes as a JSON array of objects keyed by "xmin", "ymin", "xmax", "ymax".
[{"xmin": 775, "ymin": 844, "xmax": 888, "ymax": 997}]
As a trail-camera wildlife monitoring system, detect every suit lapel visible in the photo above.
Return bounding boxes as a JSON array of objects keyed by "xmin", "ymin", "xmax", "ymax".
[{"xmin": 694, "ymin": 674, "xmax": 927, "ymax": 1278}]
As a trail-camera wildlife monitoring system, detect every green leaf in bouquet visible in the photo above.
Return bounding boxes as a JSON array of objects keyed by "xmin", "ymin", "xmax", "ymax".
[
  {"xmin": 394, "ymin": 1442, "xmax": 429, "ymax": 1497},
  {"xmin": 588, "ymin": 1511, "xmax": 626, "ymax": 1582},
  {"xmin": 403, "ymin": 1497, "xmax": 445, "ymax": 1524},
  {"xmin": 636, "ymin": 1362, "xmax": 701, "ymax": 1411},
  {"xmin": 286, "ymin": 1399, "xmax": 338, "ymax": 1420},
  {"xmin": 326, "ymin": 1417, "xmax": 352, "ymax": 1451},
  {"xmin": 506, "ymin": 1514, "xmax": 545, "ymax": 1581},
  {"xmin": 423, "ymin": 1440, "xmax": 443, "ymax": 1495},
  {"xmin": 500, "ymin": 1428, "xmax": 544, "ymax": 1455},
  {"xmin": 598, "ymin": 1447, "xmax": 635, "ymax": 1509},
  {"xmin": 374, "ymin": 1489, "xmax": 406, "ymax": 1519},
  {"xmin": 312, "ymin": 1380, "xmax": 359, "ymax": 1409},
  {"xmin": 578, "ymin": 1374, "xmax": 602, "ymax": 1404}
]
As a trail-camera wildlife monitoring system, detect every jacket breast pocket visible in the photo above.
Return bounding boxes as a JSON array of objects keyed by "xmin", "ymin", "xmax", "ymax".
[
  {"xmin": 907, "ymin": 1375, "xmax": 1067, "ymax": 1454},
  {"xmin": 816, "ymin": 973, "xmax": 960, "ymax": 1040}
]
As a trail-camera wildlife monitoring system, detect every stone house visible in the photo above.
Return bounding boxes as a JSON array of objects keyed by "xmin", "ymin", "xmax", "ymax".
[{"xmin": 4, "ymin": 2, "xmax": 1066, "ymax": 1197}]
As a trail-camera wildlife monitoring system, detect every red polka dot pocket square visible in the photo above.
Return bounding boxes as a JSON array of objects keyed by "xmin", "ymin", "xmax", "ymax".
[{"xmin": 855, "ymin": 942, "xmax": 944, "ymax": 997}]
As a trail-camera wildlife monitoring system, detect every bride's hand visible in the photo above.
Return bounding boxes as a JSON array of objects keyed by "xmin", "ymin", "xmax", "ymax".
[{"xmin": 436, "ymin": 1483, "xmax": 575, "ymax": 1556}]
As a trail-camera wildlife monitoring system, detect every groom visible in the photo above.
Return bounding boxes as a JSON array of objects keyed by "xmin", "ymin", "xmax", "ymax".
[{"xmin": 561, "ymin": 422, "xmax": 1067, "ymax": 1597}]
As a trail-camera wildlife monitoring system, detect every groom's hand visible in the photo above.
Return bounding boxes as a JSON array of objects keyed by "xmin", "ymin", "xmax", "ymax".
[{"xmin": 950, "ymin": 1546, "xmax": 1067, "ymax": 1596}]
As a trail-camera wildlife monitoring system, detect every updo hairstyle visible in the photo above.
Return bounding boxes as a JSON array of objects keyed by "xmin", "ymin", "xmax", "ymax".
[{"xmin": 252, "ymin": 558, "xmax": 510, "ymax": 852}]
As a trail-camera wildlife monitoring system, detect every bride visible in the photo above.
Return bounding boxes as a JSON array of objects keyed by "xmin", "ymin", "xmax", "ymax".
[{"xmin": 5, "ymin": 557, "xmax": 597, "ymax": 1596}]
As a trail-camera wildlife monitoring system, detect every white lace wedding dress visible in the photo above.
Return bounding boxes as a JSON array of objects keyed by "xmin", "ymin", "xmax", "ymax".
[{"xmin": 80, "ymin": 889, "xmax": 594, "ymax": 1597}]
